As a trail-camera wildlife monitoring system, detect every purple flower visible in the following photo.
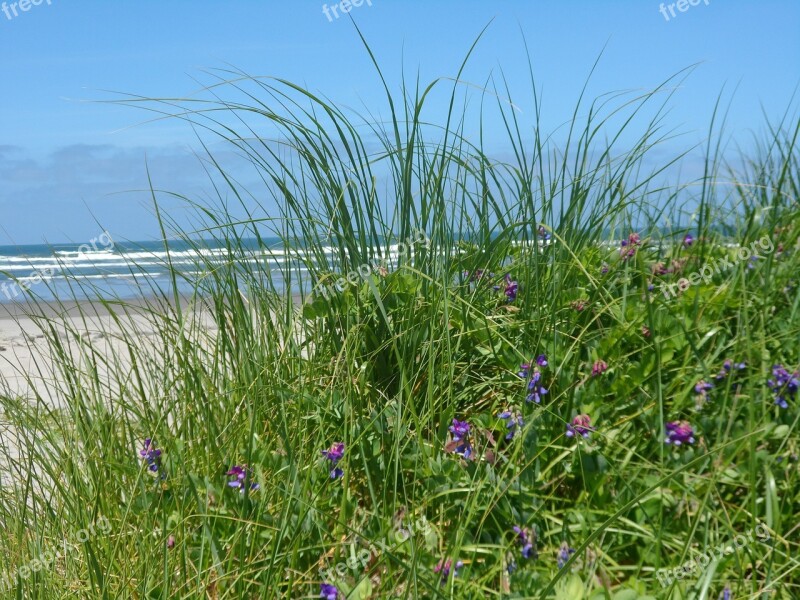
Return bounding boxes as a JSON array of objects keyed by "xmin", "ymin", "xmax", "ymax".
[
  {"xmin": 537, "ymin": 225, "xmax": 552, "ymax": 241},
  {"xmin": 620, "ymin": 233, "xmax": 641, "ymax": 260},
  {"xmin": 665, "ymin": 421, "xmax": 696, "ymax": 446},
  {"xmin": 683, "ymin": 233, "xmax": 694, "ymax": 247},
  {"xmin": 600, "ymin": 263, "xmax": 610, "ymax": 274},
  {"xmin": 498, "ymin": 410, "xmax": 524, "ymax": 440},
  {"xmin": 694, "ymin": 380, "xmax": 714, "ymax": 396},
  {"xmin": 512, "ymin": 526, "xmax": 536, "ymax": 559},
  {"xmin": 448, "ymin": 419, "xmax": 472, "ymax": 459},
  {"xmin": 557, "ymin": 542, "xmax": 575, "ymax": 569},
  {"xmin": 166, "ymin": 535, "xmax": 175, "ymax": 549},
  {"xmin": 226, "ymin": 465, "xmax": 259, "ymax": 492},
  {"xmin": 714, "ymin": 359, "xmax": 746, "ymax": 380},
  {"xmin": 139, "ymin": 439, "xmax": 162, "ymax": 473},
  {"xmin": 518, "ymin": 356, "xmax": 548, "ymax": 403},
  {"xmin": 503, "ymin": 275, "xmax": 519, "ymax": 302},
  {"xmin": 320, "ymin": 583, "xmax": 339, "ymax": 599},
  {"xmin": 322, "ymin": 442, "xmax": 345, "ymax": 479},
  {"xmin": 720, "ymin": 586, "xmax": 731, "ymax": 600},
  {"xmin": 768, "ymin": 364, "xmax": 799, "ymax": 409},
  {"xmin": 591, "ymin": 360, "xmax": 607, "ymax": 377},
  {"xmin": 566, "ymin": 414, "xmax": 593, "ymax": 439},
  {"xmin": 434, "ymin": 558, "xmax": 464, "ymax": 582},
  {"xmin": 526, "ymin": 369, "xmax": 548, "ymax": 404}
]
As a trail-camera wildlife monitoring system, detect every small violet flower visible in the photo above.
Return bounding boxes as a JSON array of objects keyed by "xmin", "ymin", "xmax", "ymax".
[
  {"xmin": 566, "ymin": 414, "xmax": 593, "ymax": 439},
  {"xmin": 620, "ymin": 232, "xmax": 641, "ymax": 260},
  {"xmin": 226, "ymin": 465, "xmax": 259, "ymax": 492},
  {"xmin": 320, "ymin": 583, "xmax": 339, "ymax": 600},
  {"xmin": 512, "ymin": 526, "xmax": 536, "ymax": 559},
  {"xmin": 503, "ymin": 275, "xmax": 519, "ymax": 302},
  {"xmin": 498, "ymin": 410, "xmax": 524, "ymax": 440},
  {"xmin": 434, "ymin": 558, "xmax": 464, "ymax": 582},
  {"xmin": 591, "ymin": 360, "xmax": 607, "ymax": 377},
  {"xmin": 694, "ymin": 379, "xmax": 714, "ymax": 397},
  {"xmin": 519, "ymin": 357, "xmax": 549, "ymax": 404},
  {"xmin": 526, "ymin": 369, "xmax": 548, "ymax": 404},
  {"xmin": 557, "ymin": 542, "xmax": 575, "ymax": 569},
  {"xmin": 139, "ymin": 439, "xmax": 162, "ymax": 473},
  {"xmin": 665, "ymin": 421, "xmax": 695, "ymax": 446},
  {"xmin": 448, "ymin": 419, "xmax": 472, "ymax": 459},
  {"xmin": 683, "ymin": 233, "xmax": 694, "ymax": 247},
  {"xmin": 714, "ymin": 359, "xmax": 746, "ymax": 381},
  {"xmin": 768, "ymin": 364, "xmax": 799, "ymax": 409},
  {"xmin": 321, "ymin": 442, "xmax": 346, "ymax": 479},
  {"xmin": 537, "ymin": 225, "xmax": 552, "ymax": 241}
]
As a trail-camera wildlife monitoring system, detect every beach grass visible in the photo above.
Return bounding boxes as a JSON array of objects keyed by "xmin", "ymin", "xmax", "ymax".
[{"xmin": 0, "ymin": 42, "xmax": 799, "ymax": 599}]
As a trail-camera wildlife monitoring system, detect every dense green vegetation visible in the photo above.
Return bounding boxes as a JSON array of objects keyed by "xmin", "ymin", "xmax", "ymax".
[{"xmin": 0, "ymin": 43, "xmax": 798, "ymax": 599}]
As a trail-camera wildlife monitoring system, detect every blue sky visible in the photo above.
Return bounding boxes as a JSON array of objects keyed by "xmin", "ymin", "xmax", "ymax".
[{"xmin": 1, "ymin": 0, "xmax": 798, "ymax": 244}]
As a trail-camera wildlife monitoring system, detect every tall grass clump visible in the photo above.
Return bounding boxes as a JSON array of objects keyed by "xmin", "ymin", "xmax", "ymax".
[{"xmin": 0, "ymin": 37, "xmax": 798, "ymax": 599}]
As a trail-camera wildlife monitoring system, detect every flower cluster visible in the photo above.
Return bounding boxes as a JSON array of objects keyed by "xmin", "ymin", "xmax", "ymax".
[
  {"xmin": 498, "ymin": 410, "xmax": 524, "ymax": 440},
  {"xmin": 492, "ymin": 274, "xmax": 519, "ymax": 302},
  {"xmin": 512, "ymin": 526, "xmax": 536, "ymax": 559},
  {"xmin": 665, "ymin": 421, "xmax": 695, "ymax": 446},
  {"xmin": 694, "ymin": 379, "xmax": 714, "ymax": 404},
  {"xmin": 321, "ymin": 442, "xmax": 346, "ymax": 479},
  {"xmin": 226, "ymin": 465, "xmax": 259, "ymax": 492},
  {"xmin": 768, "ymin": 364, "xmax": 799, "ymax": 409},
  {"xmin": 503, "ymin": 275, "xmax": 518, "ymax": 302},
  {"xmin": 434, "ymin": 558, "xmax": 464, "ymax": 582},
  {"xmin": 620, "ymin": 232, "xmax": 641, "ymax": 260},
  {"xmin": 139, "ymin": 439, "xmax": 162, "ymax": 473},
  {"xmin": 320, "ymin": 582, "xmax": 339, "ymax": 599},
  {"xmin": 557, "ymin": 542, "xmax": 576, "ymax": 569},
  {"xmin": 448, "ymin": 419, "xmax": 473, "ymax": 459},
  {"xmin": 537, "ymin": 225, "xmax": 552, "ymax": 241},
  {"xmin": 566, "ymin": 414, "xmax": 593, "ymax": 439},
  {"xmin": 519, "ymin": 355, "xmax": 548, "ymax": 404},
  {"xmin": 714, "ymin": 359, "xmax": 746, "ymax": 381},
  {"xmin": 591, "ymin": 360, "xmax": 607, "ymax": 377}
]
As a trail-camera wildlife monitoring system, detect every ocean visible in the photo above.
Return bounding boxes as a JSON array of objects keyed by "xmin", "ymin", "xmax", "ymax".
[
  {"xmin": 0, "ymin": 235, "xmax": 421, "ymax": 304},
  {"xmin": 0, "ymin": 237, "xmax": 307, "ymax": 303}
]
